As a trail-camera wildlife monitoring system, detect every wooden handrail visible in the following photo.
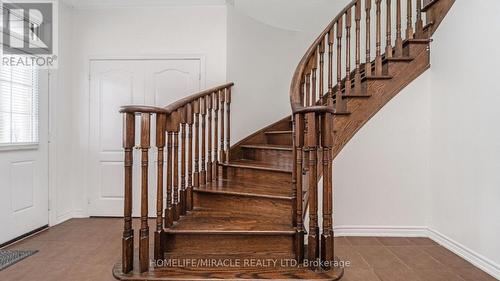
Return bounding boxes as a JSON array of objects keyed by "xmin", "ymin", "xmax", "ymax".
[
  {"xmin": 120, "ymin": 83, "xmax": 234, "ymax": 274},
  {"xmin": 164, "ymin": 82, "xmax": 234, "ymax": 114},
  {"xmin": 289, "ymin": 0, "xmax": 431, "ymax": 268}
]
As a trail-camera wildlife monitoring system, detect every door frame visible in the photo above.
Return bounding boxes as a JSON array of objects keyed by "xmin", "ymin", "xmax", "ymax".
[{"xmin": 84, "ymin": 54, "xmax": 206, "ymax": 218}]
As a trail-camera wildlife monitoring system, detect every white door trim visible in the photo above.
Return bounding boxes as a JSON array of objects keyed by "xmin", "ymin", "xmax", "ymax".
[{"xmin": 83, "ymin": 54, "xmax": 206, "ymax": 217}]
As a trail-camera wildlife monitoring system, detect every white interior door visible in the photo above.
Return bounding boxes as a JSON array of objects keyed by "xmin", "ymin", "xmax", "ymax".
[
  {"xmin": 88, "ymin": 58, "xmax": 201, "ymax": 217},
  {"xmin": 0, "ymin": 69, "xmax": 49, "ymax": 244}
]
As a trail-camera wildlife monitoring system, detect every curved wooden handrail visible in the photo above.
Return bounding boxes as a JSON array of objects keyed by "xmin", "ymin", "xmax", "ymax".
[
  {"xmin": 119, "ymin": 105, "xmax": 168, "ymax": 114},
  {"xmin": 289, "ymin": 0, "xmax": 357, "ymax": 112},
  {"xmin": 164, "ymin": 82, "xmax": 234, "ymax": 114}
]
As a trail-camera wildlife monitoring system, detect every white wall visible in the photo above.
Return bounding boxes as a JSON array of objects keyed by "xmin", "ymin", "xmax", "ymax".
[
  {"xmin": 334, "ymin": 73, "xmax": 431, "ymax": 232},
  {"xmin": 226, "ymin": 0, "xmax": 349, "ymax": 143},
  {"xmin": 55, "ymin": 4, "xmax": 227, "ymax": 217},
  {"xmin": 428, "ymin": 0, "xmax": 500, "ymax": 276}
]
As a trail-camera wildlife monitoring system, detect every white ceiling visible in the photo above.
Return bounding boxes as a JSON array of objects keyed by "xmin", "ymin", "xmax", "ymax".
[{"xmin": 62, "ymin": 0, "xmax": 227, "ymax": 8}]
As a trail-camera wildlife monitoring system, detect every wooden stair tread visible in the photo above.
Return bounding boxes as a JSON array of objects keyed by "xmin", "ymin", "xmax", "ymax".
[
  {"xmin": 222, "ymin": 159, "xmax": 293, "ymax": 173},
  {"xmin": 195, "ymin": 179, "xmax": 292, "ymax": 199},
  {"xmin": 365, "ymin": 75, "xmax": 393, "ymax": 80},
  {"xmin": 240, "ymin": 144, "xmax": 292, "ymax": 151},
  {"xmin": 265, "ymin": 130, "xmax": 292, "ymax": 135},
  {"xmin": 165, "ymin": 209, "xmax": 294, "ymax": 233},
  {"xmin": 113, "ymin": 261, "xmax": 343, "ymax": 280},
  {"xmin": 404, "ymin": 38, "xmax": 432, "ymax": 44},
  {"xmin": 385, "ymin": 56, "xmax": 414, "ymax": 62}
]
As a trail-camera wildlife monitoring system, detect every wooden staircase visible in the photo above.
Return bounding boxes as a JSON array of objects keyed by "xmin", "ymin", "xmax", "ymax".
[{"xmin": 113, "ymin": 0, "xmax": 454, "ymax": 280}]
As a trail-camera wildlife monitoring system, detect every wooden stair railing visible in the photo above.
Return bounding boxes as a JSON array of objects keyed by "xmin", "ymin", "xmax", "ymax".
[
  {"xmin": 119, "ymin": 83, "xmax": 234, "ymax": 274},
  {"xmin": 289, "ymin": 0, "xmax": 450, "ymax": 269}
]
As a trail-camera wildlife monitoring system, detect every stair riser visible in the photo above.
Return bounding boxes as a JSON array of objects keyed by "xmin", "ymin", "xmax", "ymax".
[
  {"xmin": 193, "ymin": 192, "xmax": 292, "ymax": 223},
  {"xmin": 241, "ymin": 148, "xmax": 293, "ymax": 163},
  {"xmin": 405, "ymin": 42, "xmax": 429, "ymax": 58},
  {"xmin": 266, "ymin": 134, "xmax": 293, "ymax": 146},
  {"xmin": 163, "ymin": 233, "xmax": 294, "ymax": 255},
  {"xmin": 222, "ymin": 166, "xmax": 292, "ymax": 186}
]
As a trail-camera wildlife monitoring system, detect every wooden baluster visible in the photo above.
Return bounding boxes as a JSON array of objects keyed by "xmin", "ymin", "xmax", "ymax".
[
  {"xmin": 226, "ymin": 88, "xmax": 231, "ymax": 162},
  {"xmin": 172, "ymin": 111, "xmax": 180, "ymax": 220},
  {"xmin": 375, "ymin": 0, "xmax": 383, "ymax": 76},
  {"xmin": 319, "ymin": 40, "xmax": 325, "ymax": 105},
  {"xmin": 219, "ymin": 90, "xmax": 225, "ymax": 163},
  {"xmin": 154, "ymin": 113, "xmax": 166, "ymax": 260},
  {"xmin": 206, "ymin": 94, "xmax": 213, "ymax": 183},
  {"xmin": 415, "ymin": 0, "xmax": 424, "ymax": 38},
  {"xmin": 354, "ymin": 0, "xmax": 363, "ymax": 95},
  {"xmin": 311, "ymin": 51, "xmax": 318, "ymax": 105},
  {"xmin": 122, "ymin": 113, "xmax": 134, "ymax": 273},
  {"xmin": 345, "ymin": 9, "xmax": 352, "ymax": 96},
  {"xmin": 321, "ymin": 112, "xmax": 334, "ymax": 264},
  {"xmin": 200, "ymin": 97, "xmax": 206, "ymax": 186},
  {"xmin": 406, "ymin": 0, "xmax": 414, "ymax": 39},
  {"xmin": 327, "ymin": 27, "xmax": 334, "ymax": 106},
  {"xmin": 386, "ymin": 0, "xmax": 393, "ymax": 58},
  {"xmin": 193, "ymin": 100, "xmax": 200, "ymax": 187},
  {"xmin": 336, "ymin": 20, "xmax": 347, "ymax": 112},
  {"xmin": 213, "ymin": 91, "xmax": 219, "ymax": 181},
  {"xmin": 300, "ymin": 79, "xmax": 306, "ymax": 106},
  {"xmin": 164, "ymin": 121, "xmax": 173, "ymax": 227},
  {"xmin": 395, "ymin": 0, "xmax": 404, "ymax": 56},
  {"xmin": 179, "ymin": 107, "xmax": 187, "ymax": 216},
  {"xmin": 294, "ymin": 114, "xmax": 305, "ymax": 262},
  {"xmin": 305, "ymin": 71, "xmax": 311, "ymax": 107},
  {"xmin": 365, "ymin": 0, "xmax": 372, "ymax": 76},
  {"xmin": 186, "ymin": 103, "xmax": 194, "ymax": 211},
  {"xmin": 306, "ymin": 112, "xmax": 319, "ymax": 266},
  {"xmin": 139, "ymin": 113, "xmax": 150, "ymax": 273}
]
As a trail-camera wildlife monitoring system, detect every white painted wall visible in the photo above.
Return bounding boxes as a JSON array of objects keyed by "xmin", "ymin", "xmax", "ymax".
[
  {"xmin": 334, "ymin": 73, "xmax": 431, "ymax": 231},
  {"xmin": 49, "ymin": 4, "xmax": 227, "ymax": 218},
  {"xmin": 428, "ymin": 0, "xmax": 500, "ymax": 275}
]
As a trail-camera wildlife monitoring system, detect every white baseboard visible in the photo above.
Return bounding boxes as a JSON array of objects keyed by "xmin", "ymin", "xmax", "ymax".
[
  {"xmin": 334, "ymin": 225, "xmax": 428, "ymax": 237},
  {"xmin": 428, "ymin": 228, "xmax": 500, "ymax": 280},
  {"xmin": 54, "ymin": 211, "xmax": 73, "ymax": 225},
  {"xmin": 332, "ymin": 225, "xmax": 500, "ymax": 280},
  {"xmin": 72, "ymin": 209, "xmax": 88, "ymax": 218}
]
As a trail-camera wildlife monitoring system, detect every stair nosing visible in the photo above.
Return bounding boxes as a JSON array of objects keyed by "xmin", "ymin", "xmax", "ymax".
[
  {"xmin": 240, "ymin": 144, "xmax": 292, "ymax": 151},
  {"xmin": 264, "ymin": 130, "xmax": 292, "ymax": 135},
  {"xmin": 194, "ymin": 187, "xmax": 293, "ymax": 201},
  {"xmin": 164, "ymin": 229, "xmax": 295, "ymax": 235},
  {"xmin": 220, "ymin": 162, "xmax": 292, "ymax": 173}
]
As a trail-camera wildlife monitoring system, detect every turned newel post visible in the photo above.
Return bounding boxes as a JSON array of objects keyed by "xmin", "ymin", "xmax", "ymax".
[
  {"xmin": 139, "ymin": 113, "xmax": 151, "ymax": 273},
  {"xmin": 306, "ymin": 112, "xmax": 319, "ymax": 266},
  {"xmin": 186, "ymin": 103, "xmax": 194, "ymax": 211},
  {"xmin": 294, "ymin": 114, "xmax": 305, "ymax": 262},
  {"xmin": 154, "ymin": 113, "xmax": 166, "ymax": 260},
  {"xmin": 321, "ymin": 112, "xmax": 334, "ymax": 265},
  {"xmin": 122, "ymin": 113, "xmax": 134, "ymax": 273}
]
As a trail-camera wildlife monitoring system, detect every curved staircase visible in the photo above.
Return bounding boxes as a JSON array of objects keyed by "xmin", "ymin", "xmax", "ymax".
[{"xmin": 113, "ymin": 0, "xmax": 454, "ymax": 280}]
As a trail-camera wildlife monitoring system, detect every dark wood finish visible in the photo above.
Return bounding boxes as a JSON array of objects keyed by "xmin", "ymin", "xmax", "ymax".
[
  {"xmin": 122, "ymin": 113, "xmax": 134, "ymax": 274},
  {"xmin": 365, "ymin": 0, "xmax": 372, "ymax": 76},
  {"xmin": 179, "ymin": 108, "xmax": 187, "ymax": 216},
  {"xmin": 193, "ymin": 99, "xmax": 200, "ymax": 188},
  {"xmin": 200, "ymin": 97, "xmax": 207, "ymax": 186},
  {"xmin": 345, "ymin": 9, "xmax": 352, "ymax": 97},
  {"xmin": 375, "ymin": 0, "xmax": 383, "ymax": 76},
  {"xmin": 219, "ymin": 90, "xmax": 226, "ymax": 163},
  {"xmin": 206, "ymin": 94, "xmax": 213, "ymax": 183},
  {"xmin": 139, "ymin": 113, "xmax": 150, "ymax": 273},
  {"xmin": 327, "ymin": 27, "xmax": 334, "ymax": 105},
  {"xmin": 386, "ymin": 0, "xmax": 393, "ymax": 58},
  {"xmin": 154, "ymin": 113, "xmax": 166, "ymax": 260},
  {"xmin": 354, "ymin": 0, "xmax": 362, "ymax": 95},
  {"xmin": 406, "ymin": 0, "xmax": 414, "ymax": 39},
  {"xmin": 306, "ymin": 113, "xmax": 319, "ymax": 266},
  {"xmin": 415, "ymin": 0, "xmax": 424, "ymax": 38},
  {"xmin": 186, "ymin": 103, "xmax": 194, "ymax": 211},
  {"xmin": 321, "ymin": 113, "xmax": 334, "ymax": 265},
  {"xmin": 395, "ymin": 0, "xmax": 404, "ymax": 56},
  {"xmin": 226, "ymin": 88, "xmax": 231, "ymax": 162},
  {"xmin": 213, "ymin": 91, "xmax": 219, "ymax": 181},
  {"xmin": 336, "ymin": 18, "xmax": 346, "ymax": 112}
]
